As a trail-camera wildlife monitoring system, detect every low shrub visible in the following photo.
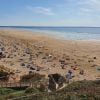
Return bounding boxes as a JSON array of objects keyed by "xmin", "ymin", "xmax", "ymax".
[
  {"xmin": 25, "ymin": 87, "xmax": 40, "ymax": 94},
  {"xmin": 0, "ymin": 88, "xmax": 16, "ymax": 95}
]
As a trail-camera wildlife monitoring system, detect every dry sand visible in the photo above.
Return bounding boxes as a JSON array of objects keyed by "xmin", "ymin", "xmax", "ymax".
[{"xmin": 0, "ymin": 29, "xmax": 100, "ymax": 82}]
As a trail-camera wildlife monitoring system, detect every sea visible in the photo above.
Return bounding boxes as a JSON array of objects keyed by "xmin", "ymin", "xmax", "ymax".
[{"xmin": 1, "ymin": 26, "xmax": 100, "ymax": 40}]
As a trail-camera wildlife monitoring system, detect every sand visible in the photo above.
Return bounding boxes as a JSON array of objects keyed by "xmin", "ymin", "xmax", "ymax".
[{"xmin": 0, "ymin": 29, "xmax": 100, "ymax": 82}]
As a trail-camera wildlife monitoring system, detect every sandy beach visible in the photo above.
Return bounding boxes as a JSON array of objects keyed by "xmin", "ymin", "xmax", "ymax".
[{"xmin": 0, "ymin": 29, "xmax": 100, "ymax": 82}]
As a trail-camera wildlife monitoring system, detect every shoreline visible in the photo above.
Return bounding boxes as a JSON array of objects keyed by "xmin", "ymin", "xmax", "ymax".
[{"xmin": 1, "ymin": 28, "xmax": 100, "ymax": 42}]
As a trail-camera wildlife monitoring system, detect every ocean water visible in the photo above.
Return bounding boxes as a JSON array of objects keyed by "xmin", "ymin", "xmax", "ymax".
[{"xmin": 1, "ymin": 26, "xmax": 100, "ymax": 40}]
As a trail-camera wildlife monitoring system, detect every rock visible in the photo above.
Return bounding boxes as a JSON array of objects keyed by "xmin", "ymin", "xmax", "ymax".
[
  {"xmin": 74, "ymin": 61, "xmax": 77, "ymax": 64},
  {"xmin": 23, "ymin": 54, "xmax": 26, "ymax": 56},
  {"xmin": 37, "ymin": 69, "xmax": 40, "ymax": 71},
  {"xmin": 48, "ymin": 54, "xmax": 52, "ymax": 58},
  {"xmin": 25, "ymin": 48, "xmax": 31, "ymax": 54},
  {"xmin": 36, "ymin": 66, "xmax": 41, "ymax": 71},
  {"xmin": 59, "ymin": 59, "xmax": 66, "ymax": 64},
  {"xmin": 61, "ymin": 64, "xmax": 65, "ymax": 69},
  {"xmin": 35, "ymin": 53, "xmax": 39, "ymax": 57},
  {"xmin": 93, "ymin": 57, "xmax": 96, "ymax": 59},
  {"xmin": 63, "ymin": 62, "xmax": 68, "ymax": 65},
  {"xmin": 88, "ymin": 59, "xmax": 94, "ymax": 63},
  {"xmin": 66, "ymin": 58, "xmax": 70, "ymax": 60},
  {"xmin": 96, "ymin": 67, "xmax": 100, "ymax": 71},
  {"xmin": 16, "ymin": 70, "xmax": 21, "ymax": 73},
  {"xmin": 59, "ymin": 59, "xmax": 65, "ymax": 63},
  {"xmin": 26, "ymin": 64, "xmax": 31, "ymax": 68},
  {"xmin": 0, "ymin": 47, "xmax": 5, "ymax": 51},
  {"xmin": 68, "ymin": 70, "xmax": 73, "ymax": 75},
  {"xmin": 0, "ymin": 52, "xmax": 6, "ymax": 58},
  {"xmin": 48, "ymin": 73, "xmax": 66, "ymax": 91},
  {"xmin": 20, "ymin": 63, "xmax": 26, "ymax": 66},
  {"xmin": 66, "ymin": 73, "xmax": 72, "ymax": 79},
  {"xmin": 91, "ymin": 64, "xmax": 97, "ymax": 67},
  {"xmin": 47, "ymin": 59, "xmax": 52, "ymax": 62},
  {"xmin": 37, "ymin": 51, "xmax": 43, "ymax": 54},
  {"xmin": 19, "ymin": 59, "xmax": 23, "ymax": 61},
  {"xmin": 29, "ymin": 70, "xmax": 33, "ymax": 74},
  {"xmin": 79, "ymin": 69, "xmax": 84, "ymax": 75},
  {"xmin": 2, "ymin": 54, "xmax": 6, "ymax": 58},
  {"xmin": 42, "ymin": 56, "xmax": 46, "ymax": 59},
  {"xmin": 51, "ymin": 64, "xmax": 56, "ymax": 67},
  {"xmin": 7, "ymin": 54, "xmax": 14, "ymax": 58},
  {"xmin": 30, "ymin": 67, "xmax": 35, "ymax": 70},
  {"xmin": 0, "ymin": 52, "xmax": 3, "ymax": 57},
  {"xmin": 53, "ymin": 56, "xmax": 57, "ymax": 60}
]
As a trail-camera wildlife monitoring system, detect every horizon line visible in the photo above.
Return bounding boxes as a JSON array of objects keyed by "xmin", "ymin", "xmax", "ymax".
[{"xmin": 0, "ymin": 26, "xmax": 100, "ymax": 28}]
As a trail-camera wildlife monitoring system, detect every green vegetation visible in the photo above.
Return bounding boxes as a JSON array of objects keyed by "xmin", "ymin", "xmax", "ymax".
[
  {"xmin": 0, "ymin": 88, "xmax": 16, "ymax": 95},
  {"xmin": 0, "ymin": 88, "xmax": 25, "ymax": 100},
  {"xmin": 0, "ymin": 80, "xmax": 99, "ymax": 100},
  {"xmin": 25, "ymin": 87, "xmax": 40, "ymax": 94},
  {"xmin": 62, "ymin": 80, "xmax": 100, "ymax": 92}
]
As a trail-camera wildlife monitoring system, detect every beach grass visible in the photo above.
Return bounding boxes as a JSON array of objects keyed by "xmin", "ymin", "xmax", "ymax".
[{"xmin": 0, "ymin": 80, "xmax": 99, "ymax": 100}]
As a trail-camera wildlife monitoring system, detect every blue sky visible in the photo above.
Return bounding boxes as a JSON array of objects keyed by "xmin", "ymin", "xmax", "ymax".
[{"xmin": 0, "ymin": 0, "xmax": 100, "ymax": 26}]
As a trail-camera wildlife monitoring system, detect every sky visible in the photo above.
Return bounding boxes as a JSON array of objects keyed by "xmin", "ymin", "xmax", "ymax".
[{"xmin": 0, "ymin": 0, "xmax": 100, "ymax": 26}]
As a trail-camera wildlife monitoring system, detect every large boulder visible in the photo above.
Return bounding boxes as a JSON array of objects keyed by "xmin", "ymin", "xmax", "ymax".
[
  {"xmin": 0, "ymin": 71, "xmax": 9, "ymax": 81},
  {"xmin": 48, "ymin": 73, "xmax": 66, "ymax": 91},
  {"xmin": 0, "ymin": 52, "xmax": 6, "ymax": 58}
]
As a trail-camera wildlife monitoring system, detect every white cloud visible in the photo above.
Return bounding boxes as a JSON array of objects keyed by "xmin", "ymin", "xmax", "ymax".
[
  {"xmin": 78, "ymin": 8, "xmax": 92, "ymax": 16},
  {"xmin": 75, "ymin": 0, "xmax": 100, "ymax": 16},
  {"xmin": 80, "ymin": 8, "xmax": 92, "ymax": 13},
  {"xmin": 79, "ymin": 0, "xmax": 100, "ymax": 12},
  {"xmin": 27, "ymin": 6, "xmax": 55, "ymax": 15}
]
